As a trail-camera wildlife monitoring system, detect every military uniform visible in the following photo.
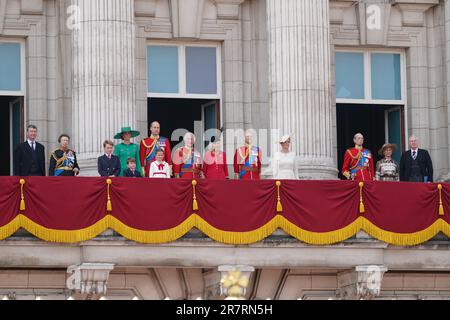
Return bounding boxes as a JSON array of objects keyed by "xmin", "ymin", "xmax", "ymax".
[
  {"xmin": 49, "ymin": 148, "xmax": 80, "ymax": 176},
  {"xmin": 342, "ymin": 146, "xmax": 374, "ymax": 181},
  {"xmin": 233, "ymin": 145, "xmax": 261, "ymax": 180},
  {"xmin": 139, "ymin": 136, "xmax": 172, "ymax": 177}
]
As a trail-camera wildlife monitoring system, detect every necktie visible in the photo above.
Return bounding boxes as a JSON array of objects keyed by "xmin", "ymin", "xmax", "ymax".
[
  {"xmin": 31, "ymin": 141, "xmax": 35, "ymax": 151},
  {"xmin": 412, "ymin": 150, "xmax": 416, "ymax": 160}
]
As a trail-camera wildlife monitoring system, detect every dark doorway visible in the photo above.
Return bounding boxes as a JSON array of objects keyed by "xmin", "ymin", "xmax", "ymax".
[
  {"xmin": 0, "ymin": 96, "xmax": 24, "ymax": 176},
  {"xmin": 147, "ymin": 98, "xmax": 220, "ymax": 150},
  {"xmin": 336, "ymin": 104, "xmax": 404, "ymax": 179}
]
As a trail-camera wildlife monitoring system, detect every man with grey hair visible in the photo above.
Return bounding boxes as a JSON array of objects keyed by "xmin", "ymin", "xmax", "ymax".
[{"xmin": 399, "ymin": 135, "xmax": 433, "ymax": 182}]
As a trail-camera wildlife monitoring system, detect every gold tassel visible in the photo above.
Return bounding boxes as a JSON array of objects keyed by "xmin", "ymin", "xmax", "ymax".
[
  {"xmin": 438, "ymin": 184, "xmax": 444, "ymax": 216},
  {"xmin": 106, "ymin": 179, "xmax": 112, "ymax": 212},
  {"xmin": 192, "ymin": 180, "xmax": 198, "ymax": 211},
  {"xmin": 276, "ymin": 181, "xmax": 283, "ymax": 212},
  {"xmin": 19, "ymin": 179, "xmax": 26, "ymax": 211},
  {"xmin": 359, "ymin": 182, "xmax": 365, "ymax": 213}
]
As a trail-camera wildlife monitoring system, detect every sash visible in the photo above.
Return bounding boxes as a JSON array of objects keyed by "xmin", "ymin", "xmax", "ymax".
[
  {"xmin": 239, "ymin": 147, "xmax": 257, "ymax": 179},
  {"xmin": 179, "ymin": 154, "xmax": 194, "ymax": 178},
  {"xmin": 351, "ymin": 149, "xmax": 370, "ymax": 175},
  {"xmin": 54, "ymin": 154, "xmax": 74, "ymax": 176},
  {"xmin": 145, "ymin": 137, "xmax": 166, "ymax": 164}
]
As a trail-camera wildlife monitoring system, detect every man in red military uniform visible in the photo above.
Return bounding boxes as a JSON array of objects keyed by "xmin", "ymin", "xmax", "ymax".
[
  {"xmin": 139, "ymin": 121, "xmax": 172, "ymax": 177},
  {"xmin": 342, "ymin": 133, "xmax": 374, "ymax": 181},
  {"xmin": 234, "ymin": 130, "xmax": 262, "ymax": 180},
  {"xmin": 173, "ymin": 132, "xmax": 203, "ymax": 179}
]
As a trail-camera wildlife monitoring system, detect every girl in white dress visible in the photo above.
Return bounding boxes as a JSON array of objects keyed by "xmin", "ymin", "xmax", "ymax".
[
  {"xmin": 149, "ymin": 149, "xmax": 171, "ymax": 178},
  {"xmin": 271, "ymin": 134, "xmax": 299, "ymax": 180}
]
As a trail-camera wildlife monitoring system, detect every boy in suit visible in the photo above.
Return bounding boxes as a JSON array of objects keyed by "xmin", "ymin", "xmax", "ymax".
[
  {"xmin": 124, "ymin": 157, "xmax": 142, "ymax": 178},
  {"xmin": 98, "ymin": 140, "xmax": 121, "ymax": 177}
]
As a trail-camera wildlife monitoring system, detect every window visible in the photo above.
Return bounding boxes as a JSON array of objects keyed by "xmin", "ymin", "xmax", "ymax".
[
  {"xmin": 0, "ymin": 42, "xmax": 24, "ymax": 95},
  {"xmin": 335, "ymin": 49, "xmax": 404, "ymax": 104},
  {"xmin": 147, "ymin": 43, "xmax": 221, "ymax": 99}
]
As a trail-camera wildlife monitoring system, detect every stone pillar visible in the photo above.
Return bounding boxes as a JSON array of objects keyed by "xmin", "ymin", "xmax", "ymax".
[
  {"xmin": 66, "ymin": 263, "xmax": 114, "ymax": 300},
  {"xmin": 266, "ymin": 0, "xmax": 337, "ymax": 179},
  {"xmin": 71, "ymin": 0, "xmax": 136, "ymax": 175},
  {"xmin": 337, "ymin": 265, "xmax": 388, "ymax": 300},
  {"xmin": 203, "ymin": 265, "xmax": 254, "ymax": 300},
  {"xmin": 443, "ymin": 1, "xmax": 450, "ymax": 182}
]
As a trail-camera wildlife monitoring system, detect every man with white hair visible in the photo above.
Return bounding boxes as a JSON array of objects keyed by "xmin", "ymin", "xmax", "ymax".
[
  {"xmin": 233, "ymin": 129, "xmax": 262, "ymax": 180},
  {"xmin": 399, "ymin": 135, "xmax": 433, "ymax": 182},
  {"xmin": 341, "ymin": 133, "xmax": 374, "ymax": 181}
]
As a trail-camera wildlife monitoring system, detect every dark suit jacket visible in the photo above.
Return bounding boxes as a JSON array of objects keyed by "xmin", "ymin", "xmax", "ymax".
[
  {"xmin": 98, "ymin": 154, "xmax": 121, "ymax": 177},
  {"xmin": 124, "ymin": 168, "xmax": 142, "ymax": 178},
  {"xmin": 399, "ymin": 149, "xmax": 433, "ymax": 182},
  {"xmin": 14, "ymin": 141, "xmax": 46, "ymax": 176}
]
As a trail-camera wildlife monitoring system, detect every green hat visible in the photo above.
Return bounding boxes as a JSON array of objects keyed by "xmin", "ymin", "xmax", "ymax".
[{"xmin": 114, "ymin": 126, "xmax": 140, "ymax": 140}]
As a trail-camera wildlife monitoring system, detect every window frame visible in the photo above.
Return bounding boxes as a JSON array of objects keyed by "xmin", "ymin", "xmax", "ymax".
[
  {"xmin": 335, "ymin": 48, "xmax": 406, "ymax": 105},
  {"xmin": 0, "ymin": 38, "xmax": 26, "ymax": 96},
  {"xmin": 146, "ymin": 41, "xmax": 222, "ymax": 100}
]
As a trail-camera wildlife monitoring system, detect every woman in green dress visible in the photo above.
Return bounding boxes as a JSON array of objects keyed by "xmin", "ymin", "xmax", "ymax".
[{"xmin": 114, "ymin": 126, "xmax": 141, "ymax": 176}]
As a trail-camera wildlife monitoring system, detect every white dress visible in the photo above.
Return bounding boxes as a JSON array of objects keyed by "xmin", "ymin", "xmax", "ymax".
[
  {"xmin": 149, "ymin": 161, "xmax": 171, "ymax": 178},
  {"xmin": 271, "ymin": 151, "xmax": 299, "ymax": 180}
]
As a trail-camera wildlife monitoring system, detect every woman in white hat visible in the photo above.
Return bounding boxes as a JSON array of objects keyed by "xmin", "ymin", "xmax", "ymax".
[{"xmin": 271, "ymin": 134, "xmax": 299, "ymax": 180}]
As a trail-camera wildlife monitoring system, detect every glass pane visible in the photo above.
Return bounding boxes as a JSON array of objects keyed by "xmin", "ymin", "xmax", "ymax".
[
  {"xmin": 147, "ymin": 46, "xmax": 179, "ymax": 93},
  {"xmin": 371, "ymin": 53, "xmax": 401, "ymax": 100},
  {"xmin": 335, "ymin": 52, "xmax": 364, "ymax": 99},
  {"xmin": 186, "ymin": 47, "xmax": 217, "ymax": 94},
  {"xmin": 387, "ymin": 109, "xmax": 402, "ymax": 162},
  {"xmin": 0, "ymin": 43, "xmax": 21, "ymax": 92}
]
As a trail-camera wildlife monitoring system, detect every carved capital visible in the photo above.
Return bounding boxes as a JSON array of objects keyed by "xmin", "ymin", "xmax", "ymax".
[{"xmin": 338, "ymin": 265, "xmax": 388, "ymax": 300}]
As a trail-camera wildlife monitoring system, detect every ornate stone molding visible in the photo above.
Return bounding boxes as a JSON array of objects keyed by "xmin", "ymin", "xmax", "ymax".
[
  {"xmin": 169, "ymin": 0, "xmax": 205, "ymax": 38},
  {"xmin": 134, "ymin": 0, "xmax": 157, "ymax": 17},
  {"xmin": 20, "ymin": 0, "xmax": 44, "ymax": 15},
  {"xmin": 393, "ymin": 2, "xmax": 438, "ymax": 27},
  {"xmin": 337, "ymin": 265, "xmax": 388, "ymax": 300},
  {"xmin": 212, "ymin": 0, "xmax": 246, "ymax": 20},
  {"xmin": 66, "ymin": 263, "xmax": 115, "ymax": 300}
]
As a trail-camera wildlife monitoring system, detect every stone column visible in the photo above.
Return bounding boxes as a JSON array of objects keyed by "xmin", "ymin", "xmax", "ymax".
[
  {"xmin": 266, "ymin": 0, "xmax": 337, "ymax": 179},
  {"xmin": 443, "ymin": 1, "xmax": 450, "ymax": 182},
  {"xmin": 66, "ymin": 263, "xmax": 115, "ymax": 300},
  {"xmin": 71, "ymin": 0, "xmax": 136, "ymax": 175},
  {"xmin": 337, "ymin": 265, "xmax": 388, "ymax": 300}
]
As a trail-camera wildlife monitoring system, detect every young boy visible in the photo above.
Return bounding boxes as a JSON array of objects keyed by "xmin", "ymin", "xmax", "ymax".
[
  {"xmin": 149, "ymin": 149, "xmax": 171, "ymax": 178},
  {"xmin": 98, "ymin": 140, "xmax": 121, "ymax": 177},
  {"xmin": 123, "ymin": 157, "xmax": 142, "ymax": 177}
]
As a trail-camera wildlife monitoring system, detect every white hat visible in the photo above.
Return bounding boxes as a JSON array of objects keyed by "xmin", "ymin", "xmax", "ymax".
[{"xmin": 279, "ymin": 133, "xmax": 293, "ymax": 143}]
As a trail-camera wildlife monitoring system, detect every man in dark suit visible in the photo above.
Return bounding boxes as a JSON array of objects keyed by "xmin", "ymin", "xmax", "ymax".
[
  {"xmin": 14, "ymin": 125, "xmax": 46, "ymax": 176},
  {"xmin": 98, "ymin": 140, "xmax": 121, "ymax": 177},
  {"xmin": 400, "ymin": 135, "xmax": 433, "ymax": 182}
]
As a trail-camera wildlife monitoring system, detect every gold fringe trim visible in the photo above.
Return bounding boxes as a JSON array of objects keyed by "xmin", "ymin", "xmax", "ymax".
[
  {"xmin": 109, "ymin": 215, "xmax": 195, "ymax": 243},
  {"xmin": 0, "ymin": 214, "xmax": 449, "ymax": 246},
  {"xmin": 194, "ymin": 214, "xmax": 280, "ymax": 244},
  {"xmin": 0, "ymin": 216, "xmax": 22, "ymax": 239},
  {"xmin": 361, "ymin": 218, "xmax": 444, "ymax": 246},
  {"xmin": 279, "ymin": 216, "xmax": 363, "ymax": 245},
  {"xmin": 18, "ymin": 215, "xmax": 109, "ymax": 243}
]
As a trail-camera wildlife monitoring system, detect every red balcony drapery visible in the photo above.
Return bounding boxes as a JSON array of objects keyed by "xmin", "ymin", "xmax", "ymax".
[{"xmin": 0, "ymin": 177, "xmax": 449, "ymax": 245}]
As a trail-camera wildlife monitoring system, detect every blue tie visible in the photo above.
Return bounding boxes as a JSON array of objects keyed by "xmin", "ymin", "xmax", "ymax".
[{"xmin": 412, "ymin": 150, "xmax": 416, "ymax": 160}]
